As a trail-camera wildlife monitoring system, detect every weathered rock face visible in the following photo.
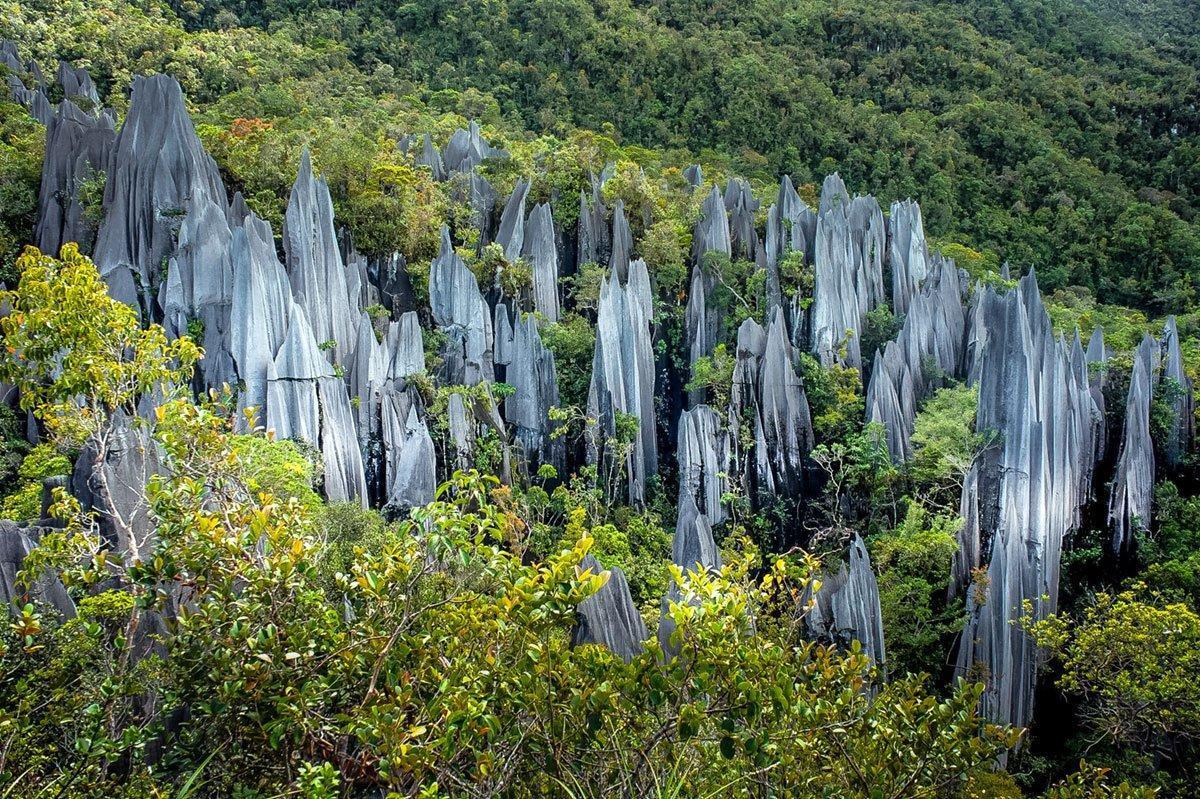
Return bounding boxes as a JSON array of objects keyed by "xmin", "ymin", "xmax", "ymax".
[
  {"xmin": 442, "ymin": 121, "xmax": 507, "ymax": 174},
  {"xmin": 429, "ymin": 226, "xmax": 494, "ymax": 385},
  {"xmin": 505, "ymin": 314, "xmax": 564, "ymax": 472},
  {"xmin": 72, "ymin": 413, "xmax": 166, "ymax": 560},
  {"xmin": 3, "ymin": 44, "xmax": 53, "ymax": 124},
  {"xmin": 764, "ymin": 175, "xmax": 817, "ymax": 313},
  {"xmin": 609, "ymin": 199, "xmax": 633, "ymax": 282},
  {"xmin": 495, "ymin": 178, "xmax": 530, "ymax": 264},
  {"xmin": 657, "ymin": 492, "xmax": 724, "ymax": 658},
  {"xmin": 36, "ymin": 98, "xmax": 116, "ymax": 256},
  {"xmin": 1086, "ymin": 327, "xmax": 1108, "ymax": 462},
  {"xmin": 952, "ymin": 274, "xmax": 1101, "ymax": 731},
  {"xmin": 692, "ymin": 186, "xmax": 731, "ymax": 262},
  {"xmin": 1160, "ymin": 316, "xmax": 1194, "ymax": 467},
  {"xmin": 587, "ymin": 265, "xmax": 658, "ymax": 504},
  {"xmin": 865, "ymin": 259, "xmax": 967, "ymax": 462},
  {"xmin": 684, "ymin": 264, "xmax": 719, "ymax": 407},
  {"xmin": 415, "ymin": 133, "xmax": 446, "ymax": 181},
  {"xmin": 808, "ymin": 535, "xmax": 886, "ymax": 670},
  {"xmin": 318, "ymin": 375, "xmax": 369, "ymax": 507},
  {"xmin": 523, "ymin": 202, "xmax": 560, "ymax": 323},
  {"xmin": 578, "ymin": 178, "xmax": 609, "ymax": 267},
  {"xmin": 266, "ymin": 302, "xmax": 331, "ymax": 448},
  {"xmin": 92, "ymin": 75, "xmax": 229, "ymax": 319},
  {"xmin": 887, "ymin": 199, "xmax": 929, "ymax": 317},
  {"xmin": 677, "ymin": 405, "xmax": 729, "ymax": 526},
  {"xmin": 1109, "ymin": 333, "xmax": 1157, "ymax": 553},
  {"xmin": 725, "ymin": 178, "xmax": 760, "ymax": 261},
  {"xmin": 381, "ymin": 387, "xmax": 436, "ymax": 514},
  {"xmin": 230, "ymin": 212, "xmax": 293, "ymax": 426},
  {"xmin": 572, "ymin": 553, "xmax": 648, "ymax": 662},
  {"xmin": 284, "ymin": 148, "xmax": 359, "ymax": 367},
  {"xmin": 810, "ymin": 176, "xmax": 886, "ymax": 371},
  {"xmin": 758, "ymin": 310, "xmax": 814, "ymax": 497},
  {"xmin": 1, "ymin": 521, "xmax": 76, "ymax": 619}
]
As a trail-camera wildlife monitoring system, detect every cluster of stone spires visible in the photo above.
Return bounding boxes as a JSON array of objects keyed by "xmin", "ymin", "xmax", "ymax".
[{"xmin": 2, "ymin": 51, "xmax": 1196, "ymax": 736}]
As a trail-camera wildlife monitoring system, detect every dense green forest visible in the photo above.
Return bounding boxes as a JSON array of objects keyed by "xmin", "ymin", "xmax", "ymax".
[{"xmin": 2, "ymin": 0, "xmax": 1200, "ymax": 797}]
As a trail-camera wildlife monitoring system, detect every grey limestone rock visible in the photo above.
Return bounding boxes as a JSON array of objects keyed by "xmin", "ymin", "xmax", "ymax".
[
  {"xmin": 35, "ymin": 98, "xmax": 116, "ymax": 256},
  {"xmin": 609, "ymin": 199, "xmax": 633, "ymax": 282},
  {"xmin": 952, "ymin": 273, "xmax": 1102, "ymax": 731},
  {"xmin": 317, "ymin": 375, "xmax": 369, "ymax": 507},
  {"xmin": 495, "ymin": 178, "xmax": 530, "ymax": 263},
  {"xmin": 888, "ymin": 199, "xmax": 929, "ymax": 317},
  {"xmin": 572, "ymin": 554, "xmax": 648, "ymax": 662},
  {"xmin": 677, "ymin": 405, "xmax": 729, "ymax": 526},
  {"xmin": 92, "ymin": 74, "xmax": 229, "ymax": 319},
  {"xmin": 808, "ymin": 535, "xmax": 886, "ymax": 670},
  {"xmin": 577, "ymin": 177, "xmax": 610, "ymax": 267},
  {"xmin": 523, "ymin": 202, "xmax": 560, "ymax": 322},
  {"xmin": 0, "ymin": 521, "xmax": 75, "ymax": 619},
  {"xmin": 266, "ymin": 302, "xmax": 332, "ymax": 448},
  {"xmin": 1160, "ymin": 316, "xmax": 1194, "ymax": 466},
  {"xmin": 415, "ymin": 133, "xmax": 446, "ymax": 181},
  {"xmin": 1108, "ymin": 333, "xmax": 1157, "ymax": 553},
  {"xmin": 505, "ymin": 314, "xmax": 564, "ymax": 472},
  {"xmin": 587, "ymin": 269, "xmax": 658, "ymax": 504},
  {"xmin": 381, "ymin": 387, "xmax": 436, "ymax": 514},
  {"xmin": 283, "ymin": 148, "xmax": 360, "ymax": 367},
  {"xmin": 429, "ymin": 226, "xmax": 494, "ymax": 385},
  {"xmin": 692, "ymin": 186, "xmax": 731, "ymax": 262}
]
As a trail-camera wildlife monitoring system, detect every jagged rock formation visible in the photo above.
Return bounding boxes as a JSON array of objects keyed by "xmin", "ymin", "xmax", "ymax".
[
  {"xmin": 577, "ymin": 177, "xmax": 609, "ymax": 267},
  {"xmin": 587, "ymin": 261, "xmax": 657, "ymax": 504},
  {"xmin": 684, "ymin": 264, "xmax": 718, "ymax": 406},
  {"xmin": 1108, "ymin": 333, "xmax": 1157, "ymax": 553},
  {"xmin": 729, "ymin": 311, "xmax": 814, "ymax": 501},
  {"xmin": 888, "ymin": 200, "xmax": 929, "ymax": 317},
  {"xmin": 429, "ymin": 226, "xmax": 494, "ymax": 385},
  {"xmin": 952, "ymin": 274, "xmax": 1101, "ymax": 731},
  {"xmin": 658, "ymin": 492, "xmax": 723, "ymax": 658},
  {"xmin": 609, "ymin": 199, "xmax": 633, "ymax": 281},
  {"xmin": 35, "ymin": 97, "xmax": 115, "ymax": 255},
  {"xmin": 692, "ymin": 186, "xmax": 731, "ymax": 261},
  {"xmin": 1160, "ymin": 317, "xmax": 1194, "ymax": 466},
  {"xmin": 230, "ymin": 211, "xmax": 293, "ymax": 425},
  {"xmin": 381, "ymin": 387, "xmax": 436, "ymax": 513},
  {"xmin": 724, "ymin": 178, "xmax": 759, "ymax": 260},
  {"xmin": 495, "ymin": 179, "xmax": 530, "ymax": 263},
  {"xmin": 523, "ymin": 202, "xmax": 560, "ymax": 323},
  {"xmin": 284, "ymin": 148, "xmax": 359, "ymax": 367},
  {"xmin": 677, "ymin": 405, "xmax": 729, "ymax": 526},
  {"xmin": 865, "ymin": 259, "xmax": 967, "ymax": 462},
  {"xmin": 505, "ymin": 315, "xmax": 564, "ymax": 472},
  {"xmin": 1086, "ymin": 327, "xmax": 1108, "ymax": 462},
  {"xmin": 72, "ymin": 413, "xmax": 166, "ymax": 559},
  {"xmin": 764, "ymin": 175, "xmax": 817, "ymax": 312},
  {"xmin": 808, "ymin": 535, "xmax": 886, "ymax": 670},
  {"xmin": 810, "ymin": 176, "xmax": 886, "ymax": 370},
  {"xmin": 1, "ymin": 521, "xmax": 76, "ymax": 618},
  {"xmin": 92, "ymin": 75, "xmax": 229, "ymax": 320},
  {"xmin": 571, "ymin": 554, "xmax": 648, "ymax": 662}
]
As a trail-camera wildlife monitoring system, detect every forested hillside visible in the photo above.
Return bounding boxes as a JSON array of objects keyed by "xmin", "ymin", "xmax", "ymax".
[{"xmin": 1, "ymin": 0, "xmax": 1199, "ymax": 797}]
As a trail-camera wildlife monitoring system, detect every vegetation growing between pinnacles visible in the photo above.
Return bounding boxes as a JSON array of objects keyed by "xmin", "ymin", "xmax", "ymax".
[{"xmin": 0, "ymin": 0, "xmax": 1199, "ymax": 796}]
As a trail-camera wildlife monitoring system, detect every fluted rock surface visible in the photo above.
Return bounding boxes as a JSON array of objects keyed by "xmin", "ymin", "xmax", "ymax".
[
  {"xmin": 92, "ymin": 75, "xmax": 229, "ymax": 318},
  {"xmin": 577, "ymin": 178, "xmax": 609, "ymax": 267},
  {"xmin": 71, "ymin": 413, "xmax": 166, "ymax": 559},
  {"xmin": 808, "ymin": 535, "xmax": 886, "ymax": 670},
  {"xmin": 1, "ymin": 521, "xmax": 76, "ymax": 618},
  {"xmin": 36, "ymin": 98, "xmax": 115, "ymax": 256},
  {"xmin": 495, "ymin": 179, "xmax": 530, "ymax": 263},
  {"xmin": 1160, "ymin": 317, "xmax": 1194, "ymax": 466},
  {"xmin": 381, "ymin": 388, "xmax": 436, "ymax": 513},
  {"xmin": 952, "ymin": 274, "xmax": 1101, "ymax": 731},
  {"xmin": 284, "ymin": 149, "xmax": 359, "ymax": 367},
  {"xmin": 677, "ymin": 405, "xmax": 729, "ymax": 526},
  {"xmin": 1108, "ymin": 333, "xmax": 1157, "ymax": 553},
  {"xmin": 523, "ymin": 202, "xmax": 560, "ymax": 323},
  {"xmin": 505, "ymin": 315, "xmax": 564, "ymax": 471},
  {"xmin": 572, "ymin": 554, "xmax": 648, "ymax": 662},
  {"xmin": 429, "ymin": 226, "xmax": 494, "ymax": 385},
  {"xmin": 888, "ymin": 199, "xmax": 929, "ymax": 316},
  {"xmin": 692, "ymin": 186, "xmax": 731, "ymax": 261},
  {"xmin": 587, "ymin": 267, "xmax": 658, "ymax": 504}
]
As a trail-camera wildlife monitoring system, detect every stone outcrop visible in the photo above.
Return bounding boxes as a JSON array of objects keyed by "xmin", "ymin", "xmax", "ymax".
[
  {"xmin": 505, "ymin": 314, "xmax": 564, "ymax": 472},
  {"xmin": 808, "ymin": 535, "xmax": 886, "ymax": 670},
  {"xmin": 523, "ymin": 202, "xmax": 560, "ymax": 322},
  {"xmin": 284, "ymin": 148, "xmax": 359, "ymax": 367},
  {"xmin": 887, "ymin": 199, "xmax": 929, "ymax": 316},
  {"xmin": 35, "ymin": 97, "xmax": 116, "ymax": 256},
  {"xmin": 429, "ymin": 226, "xmax": 494, "ymax": 385},
  {"xmin": 587, "ymin": 263, "xmax": 658, "ymax": 504},
  {"xmin": 1108, "ymin": 333, "xmax": 1157, "ymax": 553},
  {"xmin": 572, "ymin": 553, "xmax": 648, "ymax": 662},
  {"xmin": 381, "ymin": 387, "xmax": 436, "ymax": 514},
  {"xmin": 952, "ymin": 274, "xmax": 1101, "ymax": 731},
  {"xmin": 495, "ymin": 178, "xmax": 530, "ymax": 263},
  {"xmin": 677, "ymin": 405, "xmax": 729, "ymax": 526},
  {"xmin": 92, "ymin": 75, "xmax": 229, "ymax": 320},
  {"xmin": 692, "ymin": 186, "xmax": 731, "ymax": 262},
  {"xmin": 1160, "ymin": 316, "xmax": 1194, "ymax": 466},
  {"xmin": 578, "ymin": 178, "xmax": 609, "ymax": 267},
  {"xmin": 1, "ymin": 521, "xmax": 75, "ymax": 619}
]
